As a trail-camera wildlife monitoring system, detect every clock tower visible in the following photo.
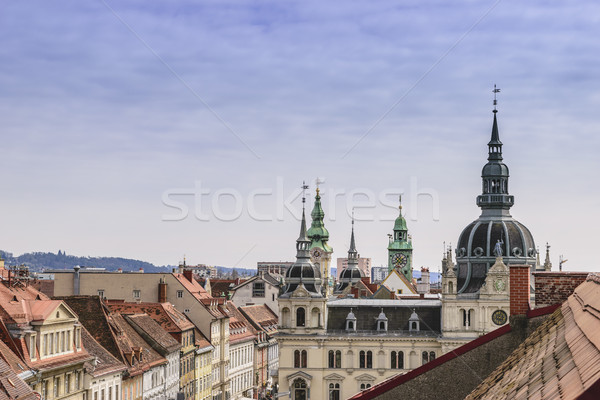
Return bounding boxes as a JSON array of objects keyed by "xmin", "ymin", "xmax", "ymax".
[
  {"xmin": 307, "ymin": 186, "xmax": 333, "ymax": 296},
  {"xmin": 387, "ymin": 196, "xmax": 413, "ymax": 281}
]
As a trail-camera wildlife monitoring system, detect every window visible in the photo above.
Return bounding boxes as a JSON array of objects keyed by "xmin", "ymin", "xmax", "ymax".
[
  {"xmin": 296, "ymin": 307, "xmax": 305, "ymax": 327},
  {"xmin": 391, "ymin": 351, "xmax": 404, "ymax": 369},
  {"xmin": 65, "ymin": 374, "xmax": 70, "ymax": 393},
  {"xmin": 329, "ymin": 383, "xmax": 340, "ymax": 400},
  {"xmin": 133, "ymin": 290, "xmax": 141, "ymax": 299},
  {"xmin": 252, "ymin": 281, "xmax": 265, "ymax": 297},
  {"xmin": 293, "ymin": 350, "xmax": 307, "ymax": 368},
  {"xmin": 328, "ymin": 350, "xmax": 342, "ymax": 368},
  {"xmin": 359, "ymin": 350, "xmax": 372, "ymax": 368},
  {"xmin": 429, "ymin": 351, "xmax": 436, "ymax": 361},
  {"xmin": 360, "ymin": 383, "xmax": 372, "ymax": 390},
  {"xmin": 43, "ymin": 334, "xmax": 48, "ymax": 356},
  {"xmin": 184, "ymin": 308, "xmax": 190, "ymax": 313},
  {"xmin": 98, "ymin": 290, "xmax": 105, "ymax": 298},
  {"xmin": 29, "ymin": 334, "xmax": 36, "ymax": 360},
  {"xmin": 75, "ymin": 371, "xmax": 80, "ymax": 390},
  {"xmin": 397, "ymin": 289, "xmax": 403, "ymax": 294},
  {"xmin": 54, "ymin": 377, "xmax": 60, "ymax": 397},
  {"xmin": 66, "ymin": 331, "xmax": 71, "ymax": 352},
  {"xmin": 42, "ymin": 380, "xmax": 48, "ymax": 398},
  {"xmin": 49, "ymin": 333, "xmax": 54, "ymax": 354},
  {"xmin": 177, "ymin": 290, "xmax": 184, "ymax": 298},
  {"xmin": 422, "ymin": 351, "xmax": 429, "ymax": 365},
  {"xmin": 115, "ymin": 385, "xmax": 119, "ymax": 400}
]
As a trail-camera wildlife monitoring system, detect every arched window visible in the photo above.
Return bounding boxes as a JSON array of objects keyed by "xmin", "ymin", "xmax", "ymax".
[
  {"xmin": 429, "ymin": 351, "xmax": 436, "ymax": 361},
  {"xmin": 301, "ymin": 350, "xmax": 307, "ymax": 368},
  {"xmin": 422, "ymin": 351, "xmax": 429, "ymax": 365},
  {"xmin": 293, "ymin": 378, "xmax": 307, "ymax": 400},
  {"xmin": 328, "ymin": 350, "xmax": 335, "ymax": 368},
  {"xmin": 378, "ymin": 321, "xmax": 385, "ymax": 330},
  {"xmin": 294, "ymin": 350, "xmax": 300, "ymax": 368},
  {"xmin": 391, "ymin": 351, "xmax": 404, "ymax": 369},
  {"xmin": 335, "ymin": 350, "xmax": 341, "ymax": 368},
  {"xmin": 359, "ymin": 350, "xmax": 373, "ymax": 368},
  {"xmin": 296, "ymin": 307, "xmax": 305, "ymax": 327},
  {"xmin": 328, "ymin": 383, "xmax": 340, "ymax": 400},
  {"xmin": 348, "ymin": 321, "xmax": 354, "ymax": 330},
  {"xmin": 360, "ymin": 383, "xmax": 372, "ymax": 391},
  {"xmin": 448, "ymin": 281, "xmax": 454, "ymax": 294}
]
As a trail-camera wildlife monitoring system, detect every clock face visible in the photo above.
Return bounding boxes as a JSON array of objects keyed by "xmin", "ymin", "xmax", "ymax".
[
  {"xmin": 494, "ymin": 279, "xmax": 506, "ymax": 292},
  {"xmin": 391, "ymin": 253, "xmax": 408, "ymax": 268},
  {"xmin": 312, "ymin": 249, "xmax": 321, "ymax": 259},
  {"xmin": 491, "ymin": 310, "xmax": 508, "ymax": 326}
]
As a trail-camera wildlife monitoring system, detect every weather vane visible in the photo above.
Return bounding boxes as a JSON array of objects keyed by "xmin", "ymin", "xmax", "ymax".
[
  {"xmin": 493, "ymin": 84, "xmax": 501, "ymax": 112},
  {"xmin": 315, "ymin": 177, "xmax": 324, "ymax": 195},
  {"xmin": 301, "ymin": 181, "xmax": 309, "ymax": 205}
]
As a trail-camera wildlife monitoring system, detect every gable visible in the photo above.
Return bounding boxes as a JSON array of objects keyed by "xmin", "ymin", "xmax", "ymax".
[
  {"xmin": 324, "ymin": 373, "xmax": 345, "ymax": 381},
  {"xmin": 382, "ymin": 271, "xmax": 417, "ymax": 294}
]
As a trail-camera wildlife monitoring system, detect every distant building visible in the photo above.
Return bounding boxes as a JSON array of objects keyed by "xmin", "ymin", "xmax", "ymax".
[
  {"xmin": 257, "ymin": 262, "xmax": 293, "ymax": 279},
  {"xmin": 371, "ymin": 266, "xmax": 388, "ymax": 283},
  {"xmin": 230, "ymin": 272, "xmax": 282, "ymax": 314}
]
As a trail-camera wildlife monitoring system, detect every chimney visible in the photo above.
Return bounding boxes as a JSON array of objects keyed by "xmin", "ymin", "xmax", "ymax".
[
  {"xmin": 158, "ymin": 278, "xmax": 167, "ymax": 303},
  {"xmin": 510, "ymin": 264, "xmax": 531, "ymax": 316},
  {"xmin": 73, "ymin": 265, "xmax": 81, "ymax": 295},
  {"xmin": 183, "ymin": 269, "xmax": 194, "ymax": 283}
]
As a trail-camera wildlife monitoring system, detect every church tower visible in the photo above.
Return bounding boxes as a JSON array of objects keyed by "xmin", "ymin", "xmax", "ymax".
[
  {"xmin": 387, "ymin": 196, "xmax": 413, "ymax": 281},
  {"xmin": 455, "ymin": 86, "xmax": 536, "ymax": 294},
  {"xmin": 279, "ymin": 185, "xmax": 327, "ymax": 334},
  {"xmin": 307, "ymin": 185, "xmax": 333, "ymax": 296},
  {"xmin": 334, "ymin": 215, "xmax": 364, "ymax": 294}
]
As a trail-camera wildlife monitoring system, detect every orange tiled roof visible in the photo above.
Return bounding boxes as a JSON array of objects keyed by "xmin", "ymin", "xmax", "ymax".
[
  {"xmin": 466, "ymin": 273, "xmax": 600, "ymax": 400},
  {"xmin": 106, "ymin": 301, "xmax": 194, "ymax": 333},
  {"xmin": 0, "ymin": 357, "xmax": 37, "ymax": 400}
]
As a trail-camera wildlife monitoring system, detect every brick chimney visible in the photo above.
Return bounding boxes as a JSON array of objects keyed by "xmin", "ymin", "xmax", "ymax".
[
  {"xmin": 510, "ymin": 264, "xmax": 531, "ymax": 316},
  {"xmin": 183, "ymin": 269, "xmax": 194, "ymax": 283},
  {"xmin": 158, "ymin": 278, "xmax": 167, "ymax": 303}
]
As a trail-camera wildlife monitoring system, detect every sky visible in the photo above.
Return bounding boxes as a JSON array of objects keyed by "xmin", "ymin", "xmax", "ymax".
[{"xmin": 1, "ymin": 0, "xmax": 599, "ymax": 273}]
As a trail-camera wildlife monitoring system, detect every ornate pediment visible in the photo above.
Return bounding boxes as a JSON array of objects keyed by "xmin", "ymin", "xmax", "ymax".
[
  {"xmin": 324, "ymin": 373, "xmax": 345, "ymax": 381},
  {"xmin": 355, "ymin": 373, "xmax": 376, "ymax": 382},
  {"xmin": 291, "ymin": 284, "xmax": 309, "ymax": 298}
]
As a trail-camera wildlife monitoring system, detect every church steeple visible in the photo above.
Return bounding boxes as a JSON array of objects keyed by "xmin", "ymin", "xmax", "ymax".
[
  {"xmin": 388, "ymin": 196, "xmax": 413, "ymax": 281},
  {"xmin": 476, "ymin": 85, "xmax": 514, "ymax": 214},
  {"xmin": 307, "ymin": 185, "xmax": 332, "ymax": 252}
]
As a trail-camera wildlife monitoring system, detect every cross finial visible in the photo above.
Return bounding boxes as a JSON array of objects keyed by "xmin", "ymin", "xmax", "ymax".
[
  {"xmin": 493, "ymin": 84, "xmax": 501, "ymax": 113},
  {"xmin": 399, "ymin": 195, "xmax": 403, "ymax": 211},
  {"xmin": 315, "ymin": 177, "xmax": 324, "ymax": 196}
]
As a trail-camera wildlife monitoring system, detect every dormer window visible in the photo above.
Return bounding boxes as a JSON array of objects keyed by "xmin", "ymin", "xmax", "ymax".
[
  {"xmin": 376, "ymin": 308, "xmax": 388, "ymax": 332},
  {"xmin": 409, "ymin": 310, "xmax": 420, "ymax": 332},
  {"xmin": 346, "ymin": 308, "xmax": 357, "ymax": 332}
]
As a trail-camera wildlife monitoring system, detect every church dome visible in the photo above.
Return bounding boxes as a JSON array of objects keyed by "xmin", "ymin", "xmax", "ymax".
[
  {"xmin": 482, "ymin": 162, "xmax": 509, "ymax": 177},
  {"xmin": 393, "ymin": 214, "xmax": 407, "ymax": 231},
  {"xmin": 286, "ymin": 263, "xmax": 321, "ymax": 279},
  {"xmin": 339, "ymin": 266, "xmax": 363, "ymax": 280},
  {"xmin": 457, "ymin": 219, "xmax": 535, "ymax": 260}
]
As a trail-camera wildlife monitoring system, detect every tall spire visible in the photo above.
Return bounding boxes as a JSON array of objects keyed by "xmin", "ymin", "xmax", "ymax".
[
  {"xmin": 543, "ymin": 243, "xmax": 553, "ymax": 271},
  {"xmin": 348, "ymin": 209, "xmax": 357, "ymax": 258},
  {"xmin": 295, "ymin": 182, "xmax": 311, "ymax": 260},
  {"xmin": 307, "ymin": 183, "xmax": 332, "ymax": 252},
  {"xmin": 477, "ymin": 85, "xmax": 513, "ymax": 214}
]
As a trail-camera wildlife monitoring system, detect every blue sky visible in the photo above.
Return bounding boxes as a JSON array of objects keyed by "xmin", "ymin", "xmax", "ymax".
[{"xmin": 1, "ymin": 0, "xmax": 598, "ymax": 272}]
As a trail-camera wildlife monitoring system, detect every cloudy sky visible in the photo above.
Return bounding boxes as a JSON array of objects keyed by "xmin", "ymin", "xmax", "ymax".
[{"xmin": 1, "ymin": 0, "xmax": 598, "ymax": 273}]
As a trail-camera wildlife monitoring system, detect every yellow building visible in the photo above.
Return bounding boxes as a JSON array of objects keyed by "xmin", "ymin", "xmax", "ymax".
[{"xmin": 195, "ymin": 337, "xmax": 213, "ymax": 400}]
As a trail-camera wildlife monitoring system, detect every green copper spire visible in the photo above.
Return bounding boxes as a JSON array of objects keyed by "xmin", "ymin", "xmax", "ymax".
[
  {"xmin": 388, "ymin": 196, "xmax": 413, "ymax": 281},
  {"xmin": 307, "ymin": 187, "xmax": 332, "ymax": 252}
]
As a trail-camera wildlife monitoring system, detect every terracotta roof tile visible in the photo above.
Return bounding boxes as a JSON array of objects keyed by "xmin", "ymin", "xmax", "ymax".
[
  {"xmin": 466, "ymin": 273, "xmax": 600, "ymax": 400},
  {"xmin": 106, "ymin": 302, "xmax": 194, "ymax": 333},
  {"xmin": 0, "ymin": 357, "xmax": 37, "ymax": 400},
  {"xmin": 81, "ymin": 327, "xmax": 127, "ymax": 377},
  {"xmin": 124, "ymin": 314, "xmax": 181, "ymax": 355}
]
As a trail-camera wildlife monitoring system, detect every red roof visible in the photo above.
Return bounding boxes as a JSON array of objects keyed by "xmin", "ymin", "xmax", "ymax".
[
  {"xmin": 466, "ymin": 273, "xmax": 600, "ymax": 400},
  {"xmin": 106, "ymin": 301, "xmax": 194, "ymax": 333}
]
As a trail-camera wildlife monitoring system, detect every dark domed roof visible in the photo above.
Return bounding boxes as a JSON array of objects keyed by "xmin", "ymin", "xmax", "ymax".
[
  {"xmin": 340, "ymin": 266, "xmax": 363, "ymax": 280},
  {"xmin": 457, "ymin": 219, "xmax": 535, "ymax": 259},
  {"xmin": 286, "ymin": 263, "xmax": 321, "ymax": 279},
  {"xmin": 482, "ymin": 162, "xmax": 509, "ymax": 177}
]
